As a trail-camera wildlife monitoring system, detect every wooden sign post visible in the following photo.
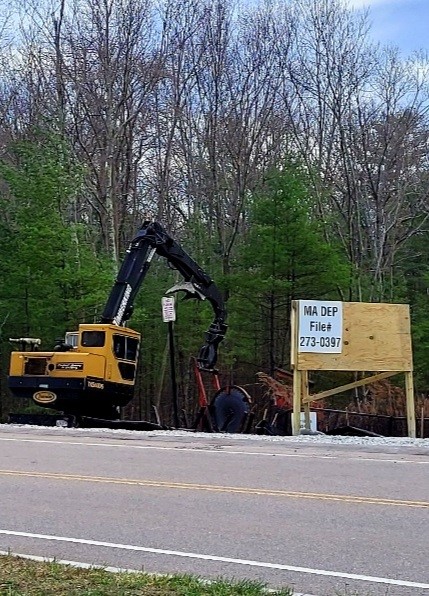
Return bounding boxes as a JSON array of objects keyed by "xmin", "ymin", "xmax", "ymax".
[{"xmin": 290, "ymin": 301, "xmax": 416, "ymax": 438}]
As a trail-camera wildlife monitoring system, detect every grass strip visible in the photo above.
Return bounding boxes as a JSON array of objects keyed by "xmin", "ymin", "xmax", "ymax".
[{"xmin": 0, "ymin": 554, "xmax": 293, "ymax": 595}]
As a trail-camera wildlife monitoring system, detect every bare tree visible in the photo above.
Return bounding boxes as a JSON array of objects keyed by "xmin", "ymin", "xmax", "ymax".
[
  {"xmin": 273, "ymin": 0, "xmax": 429, "ymax": 301},
  {"xmin": 4, "ymin": 0, "xmax": 429, "ymax": 300},
  {"xmin": 159, "ymin": 0, "xmax": 292, "ymax": 278},
  {"xmin": 58, "ymin": 0, "xmax": 163, "ymax": 260},
  {"xmin": 8, "ymin": 0, "xmax": 164, "ymax": 260},
  {"xmin": 341, "ymin": 51, "xmax": 429, "ymax": 300}
]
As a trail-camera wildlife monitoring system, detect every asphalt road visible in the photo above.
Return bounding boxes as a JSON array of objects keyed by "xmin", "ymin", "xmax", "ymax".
[{"xmin": 0, "ymin": 426, "xmax": 428, "ymax": 596}]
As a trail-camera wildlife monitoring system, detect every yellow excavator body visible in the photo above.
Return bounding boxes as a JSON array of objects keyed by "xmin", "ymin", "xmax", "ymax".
[{"xmin": 8, "ymin": 323, "xmax": 140, "ymax": 417}]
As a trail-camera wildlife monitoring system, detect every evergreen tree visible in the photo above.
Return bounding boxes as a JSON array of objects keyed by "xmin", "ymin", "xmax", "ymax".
[
  {"xmin": 228, "ymin": 165, "xmax": 349, "ymax": 374},
  {"xmin": 0, "ymin": 131, "xmax": 115, "ymax": 417}
]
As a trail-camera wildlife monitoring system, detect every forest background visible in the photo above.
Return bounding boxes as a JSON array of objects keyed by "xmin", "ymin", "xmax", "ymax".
[{"xmin": 0, "ymin": 0, "xmax": 428, "ymax": 424}]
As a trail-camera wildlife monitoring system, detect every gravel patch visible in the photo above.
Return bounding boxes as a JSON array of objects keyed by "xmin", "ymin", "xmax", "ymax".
[{"xmin": 1, "ymin": 423, "xmax": 428, "ymax": 449}]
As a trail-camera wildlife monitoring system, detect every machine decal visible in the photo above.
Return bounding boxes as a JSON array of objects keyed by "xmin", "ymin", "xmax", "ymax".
[
  {"xmin": 56, "ymin": 362, "xmax": 84, "ymax": 371},
  {"xmin": 33, "ymin": 391, "xmax": 57, "ymax": 404},
  {"xmin": 87, "ymin": 378, "xmax": 105, "ymax": 390}
]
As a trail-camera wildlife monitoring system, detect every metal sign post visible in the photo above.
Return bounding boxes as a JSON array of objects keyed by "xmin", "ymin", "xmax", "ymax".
[{"xmin": 161, "ymin": 296, "xmax": 179, "ymax": 428}]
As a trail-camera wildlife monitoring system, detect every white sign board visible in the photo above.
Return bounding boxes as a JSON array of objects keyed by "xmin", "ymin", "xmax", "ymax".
[
  {"xmin": 298, "ymin": 300, "xmax": 343, "ymax": 353},
  {"xmin": 300, "ymin": 412, "xmax": 318, "ymax": 431},
  {"xmin": 161, "ymin": 296, "xmax": 176, "ymax": 322}
]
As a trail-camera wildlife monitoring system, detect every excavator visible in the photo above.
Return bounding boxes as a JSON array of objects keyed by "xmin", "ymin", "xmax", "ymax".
[{"xmin": 8, "ymin": 221, "xmax": 228, "ymax": 423}]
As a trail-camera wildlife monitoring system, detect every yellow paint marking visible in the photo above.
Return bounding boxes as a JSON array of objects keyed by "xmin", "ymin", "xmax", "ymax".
[{"xmin": 0, "ymin": 469, "xmax": 427, "ymax": 508}]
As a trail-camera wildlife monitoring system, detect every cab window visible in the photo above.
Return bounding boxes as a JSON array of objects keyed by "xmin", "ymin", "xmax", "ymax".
[
  {"xmin": 113, "ymin": 335, "xmax": 139, "ymax": 361},
  {"xmin": 65, "ymin": 332, "xmax": 78, "ymax": 348},
  {"xmin": 81, "ymin": 331, "xmax": 105, "ymax": 347}
]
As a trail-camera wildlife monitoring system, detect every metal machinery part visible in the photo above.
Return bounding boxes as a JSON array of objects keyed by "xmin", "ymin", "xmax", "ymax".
[{"xmin": 211, "ymin": 386, "xmax": 251, "ymax": 433}]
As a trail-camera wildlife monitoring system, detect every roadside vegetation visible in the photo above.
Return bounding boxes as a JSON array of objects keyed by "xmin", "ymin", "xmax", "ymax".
[{"xmin": 0, "ymin": 555, "xmax": 293, "ymax": 596}]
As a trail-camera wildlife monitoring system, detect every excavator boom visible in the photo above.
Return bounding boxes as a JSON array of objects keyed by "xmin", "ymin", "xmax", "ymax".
[{"xmin": 101, "ymin": 221, "xmax": 227, "ymax": 370}]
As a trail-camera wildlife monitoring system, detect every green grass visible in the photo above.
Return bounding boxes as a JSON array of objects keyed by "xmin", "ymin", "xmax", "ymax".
[{"xmin": 0, "ymin": 555, "xmax": 293, "ymax": 595}]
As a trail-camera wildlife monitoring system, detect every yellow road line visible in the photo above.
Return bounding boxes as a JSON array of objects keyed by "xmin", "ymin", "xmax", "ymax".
[{"xmin": 0, "ymin": 469, "xmax": 427, "ymax": 508}]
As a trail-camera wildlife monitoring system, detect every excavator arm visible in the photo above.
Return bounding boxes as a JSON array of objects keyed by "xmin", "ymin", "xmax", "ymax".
[{"xmin": 101, "ymin": 221, "xmax": 227, "ymax": 370}]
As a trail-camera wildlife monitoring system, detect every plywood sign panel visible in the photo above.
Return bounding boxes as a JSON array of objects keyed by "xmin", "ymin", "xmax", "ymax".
[{"xmin": 295, "ymin": 302, "xmax": 412, "ymax": 371}]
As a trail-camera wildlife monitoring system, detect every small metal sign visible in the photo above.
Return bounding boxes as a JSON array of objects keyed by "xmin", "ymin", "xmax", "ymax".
[{"xmin": 161, "ymin": 296, "xmax": 176, "ymax": 322}]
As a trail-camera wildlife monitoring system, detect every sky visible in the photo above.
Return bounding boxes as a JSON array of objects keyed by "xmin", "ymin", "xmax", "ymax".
[{"xmin": 346, "ymin": 0, "xmax": 429, "ymax": 56}]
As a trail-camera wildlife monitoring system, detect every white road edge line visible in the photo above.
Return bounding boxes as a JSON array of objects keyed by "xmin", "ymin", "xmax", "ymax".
[
  {"xmin": 0, "ymin": 530, "xmax": 428, "ymax": 589},
  {"xmin": 0, "ymin": 436, "xmax": 427, "ymax": 464},
  {"xmin": 0, "ymin": 549, "xmax": 140, "ymax": 574},
  {"xmin": 0, "ymin": 550, "xmax": 316, "ymax": 596}
]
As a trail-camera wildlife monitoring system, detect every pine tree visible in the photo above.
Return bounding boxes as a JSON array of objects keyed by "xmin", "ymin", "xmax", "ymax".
[{"xmin": 229, "ymin": 165, "xmax": 349, "ymax": 374}]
